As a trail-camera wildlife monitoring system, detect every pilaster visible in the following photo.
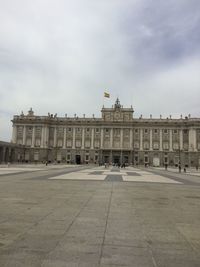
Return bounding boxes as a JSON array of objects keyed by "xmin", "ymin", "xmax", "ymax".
[
  {"xmin": 31, "ymin": 126, "xmax": 35, "ymax": 147},
  {"xmin": 159, "ymin": 129, "xmax": 163, "ymax": 151},
  {"xmin": 150, "ymin": 128, "xmax": 153, "ymax": 150},
  {"xmin": 139, "ymin": 128, "xmax": 143, "ymax": 151},
  {"xmin": 63, "ymin": 127, "xmax": 66, "ymax": 149},
  {"xmin": 22, "ymin": 126, "xmax": 26, "ymax": 145},
  {"xmin": 91, "ymin": 128, "xmax": 94, "ymax": 149},
  {"xmin": 169, "ymin": 129, "xmax": 173, "ymax": 151},
  {"xmin": 81, "ymin": 128, "xmax": 85, "ymax": 149},
  {"xmin": 72, "ymin": 127, "xmax": 75, "ymax": 149}
]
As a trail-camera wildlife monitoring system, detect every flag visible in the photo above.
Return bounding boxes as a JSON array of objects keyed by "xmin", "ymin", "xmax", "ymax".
[{"xmin": 104, "ymin": 92, "xmax": 110, "ymax": 98}]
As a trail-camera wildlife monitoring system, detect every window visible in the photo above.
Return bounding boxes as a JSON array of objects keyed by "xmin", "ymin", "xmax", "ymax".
[
  {"xmin": 144, "ymin": 129, "xmax": 148, "ymax": 134},
  {"xmin": 35, "ymin": 139, "xmax": 40, "ymax": 147},
  {"xmin": 144, "ymin": 142, "xmax": 149, "ymax": 150},
  {"xmin": 85, "ymin": 140, "xmax": 90, "ymax": 148},
  {"xmin": 153, "ymin": 142, "xmax": 159, "ymax": 150},
  {"xmin": 76, "ymin": 140, "xmax": 81, "ymax": 147},
  {"xmin": 173, "ymin": 143, "xmax": 179, "ymax": 150},
  {"xmin": 57, "ymin": 139, "xmax": 63, "ymax": 147},
  {"xmin": 105, "ymin": 128, "xmax": 109, "ymax": 133},
  {"xmin": 68, "ymin": 128, "xmax": 71, "ymax": 132},
  {"xmin": 85, "ymin": 155, "xmax": 89, "ymax": 161},
  {"xmin": 134, "ymin": 142, "xmax": 139, "ymax": 149},
  {"xmin": 154, "ymin": 129, "xmax": 158, "ymax": 133},
  {"xmin": 94, "ymin": 140, "xmax": 100, "ymax": 148},
  {"xmin": 67, "ymin": 140, "xmax": 72, "ymax": 147},
  {"xmin": 173, "ymin": 129, "xmax": 178, "ymax": 134},
  {"xmin": 95, "ymin": 128, "xmax": 99, "ymax": 133},
  {"xmin": 135, "ymin": 129, "xmax": 138, "ymax": 133},
  {"xmin": 163, "ymin": 142, "xmax": 169, "ymax": 150},
  {"xmin": 86, "ymin": 128, "xmax": 90, "ymax": 132},
  {"xmin": 164, "ymin": 129, "xmax": 168, "ymax": 134}
]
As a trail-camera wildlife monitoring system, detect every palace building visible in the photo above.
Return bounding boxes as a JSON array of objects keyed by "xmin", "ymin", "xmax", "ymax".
[{"xmin": 11, "ymin": 98, "xmax": 200, "ymax": 167}]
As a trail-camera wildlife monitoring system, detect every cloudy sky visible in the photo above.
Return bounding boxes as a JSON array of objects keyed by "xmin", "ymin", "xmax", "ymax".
[{"xmin": 0, "ymin": 0, "xmax": 200, "ymax": 141}]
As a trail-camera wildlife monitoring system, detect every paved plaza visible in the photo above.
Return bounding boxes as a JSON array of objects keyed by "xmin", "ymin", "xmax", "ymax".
[{"xmin": 0, "ymin": 164, "xmax": 200, "ymax": 267}]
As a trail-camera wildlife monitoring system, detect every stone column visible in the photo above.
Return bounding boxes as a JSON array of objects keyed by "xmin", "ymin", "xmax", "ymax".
[
  {"xmin": 22, "ymin": 126, "xmax": 26, "ymax": 145},
  {"xmin": 169, "ymin": 129, "xmax": 173, "ymax": 151},
  {"xmin": 31, "ymin": 126, "xmax": 35, "ymax": 147},
  {"xmin": 81, "ymin": 128, "xmax": 85, "ymax": 149},
  {"xmin": 130, "ymin": 128, "xmax": 133, "ymax": 149},
  {"xmin": 189, "ymin": 128, "xmax": 197, "ymax": 151},
  {"xmin": 43, "ymin": 126, "xmax": 47, "ymax": 148},
  {"xmin": 72, "ymin": 127, "xmax": 75, "ymax": 149},
  {"xmin": 100, "ymin": 128, "xmax": 104, "ymax": 148},
  {"xmin": 179, "ymin": 129, "xmax": 183, "ymax": 150},
  {"xmin": 45, "ymin": 126, "xmax": 49, "ymax": 148},
  {"xmin": 150, "ymin": 128, "xmax": 153, "ymax": 150},
  {"xmin": 120, "ymin": 128, "xmax": 123, "ymax": 149},
  {"xmin": 91, "ymin": 128, "xmax": 94, "ymax": 149},
  {"xmin": 40, "ymin": 125, "xmax": 44, "ymax": 148},
  {"xmin": 53, "ymin": 127, "xmax": 57, "ymax": 147},
  {"xmin": 110, "ymin": 128, "xmax": 113, "ymax": 149},
  {"xmin": 159, "ymin": 129, "xmax": 163, "ymax": 151},
  {"xmin": 63, "ymin": 127, "xmax": 66, "ymax": 149},
  {"xmin": 11, "ymin": 125, "xmax": 17, "ymax": 143},
  {"xmin": 139, "ymin": 128, "xmax": 143, "ymax": 151},
  {"xmin": 2, "ymin": 147, "xmax": 6, "ymax": 163}
]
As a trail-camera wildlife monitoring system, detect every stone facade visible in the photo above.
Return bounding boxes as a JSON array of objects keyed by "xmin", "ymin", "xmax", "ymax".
[
  {"xmin": 11, "ymin": 99, "xmax": 200, "ymax": 167},
  {"xmin": 0, "ymin": 141, "xmax": 24, "ymax": 163}
]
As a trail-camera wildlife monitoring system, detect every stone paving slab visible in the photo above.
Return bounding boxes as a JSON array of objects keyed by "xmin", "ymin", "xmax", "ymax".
[{"xmin": 123, "ymin": 174, "xmax": 182, "ymax": 184}]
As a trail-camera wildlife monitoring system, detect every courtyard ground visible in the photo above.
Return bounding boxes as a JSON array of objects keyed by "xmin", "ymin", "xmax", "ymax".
[{"xmin": 0, "ymin": 164, "xmax": 200, "ymax": 267}]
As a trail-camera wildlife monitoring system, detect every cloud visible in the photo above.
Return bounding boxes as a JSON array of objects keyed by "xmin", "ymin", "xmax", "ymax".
[{"xmin": 0, "ymin": 0, "xmax": 200, "ymax": 141}]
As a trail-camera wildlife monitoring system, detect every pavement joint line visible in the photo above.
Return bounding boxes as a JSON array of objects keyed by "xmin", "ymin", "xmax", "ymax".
[
  {"xmin": 146, "ymin": 168, "xmax": 200, "ymax": 186},
  {"xmin": 3, "ymin": 191, "xmax": 79, "ymax": 250},
  {"xmin": 40, "ymin": 184, "xmax": 103, "ymax": 265},
  {"xmin": 98, "ymin": 183, "xmax": 113, "ymax": 267}
]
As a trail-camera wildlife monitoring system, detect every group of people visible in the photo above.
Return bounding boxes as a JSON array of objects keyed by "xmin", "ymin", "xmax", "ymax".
[{"xmin": 104, "ymin": 162, "xmax": 126, "ymax": 168}]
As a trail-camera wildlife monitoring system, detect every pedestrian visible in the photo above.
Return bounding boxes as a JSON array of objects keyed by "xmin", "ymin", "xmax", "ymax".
[{"xmin": 178, "ymin": 165, "xmax": 181, "ymax": 173}]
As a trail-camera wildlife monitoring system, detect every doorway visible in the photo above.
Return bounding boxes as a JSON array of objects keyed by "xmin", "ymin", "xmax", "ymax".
[
  {"xmin": 113, "ymin": 156, "xmax": 120, "ymax": 164},
  {"xmin": 75, "ymin": 155, "xmax": 81, "ymax": 164}
]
